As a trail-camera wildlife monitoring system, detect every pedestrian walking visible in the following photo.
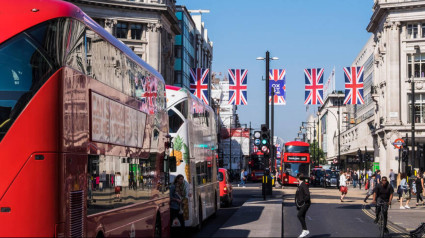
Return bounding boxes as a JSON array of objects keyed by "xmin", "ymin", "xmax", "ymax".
[
  {"xmin": 389, "ymin": 169, "xmax": 396, "ymax": 189},
  {"xmin": 415, "ymin": 173, "xmax": 424, "ymax": 206},
  {"xmin": 295, "ymin": 173, "xmax": 311, "ymax": 238},
  {"xmin": 364, "ymin": 174, "xmax": 376, "ymax": 203},
  {"xmin": 170, "ymin": 174, "xmax": 186, "ymax": 228},
  {"xmin": 239, "ymin": 169, "xmax": 246, "ymax": 187},
  {"xmin": 358, "ymin": 172, "xmax": 363, "ymax": 190},
  {"xmin": 353, "ymin": 171, "xmax": 358, "ymax": 188},
  {"xmin": 339, "ymin": 171, "xmax": 348, "ymax": 202},
  {"xmin": 367, "ymin": 169, "xmax": 372, "ymax": 179},
  {"xmin": 376, "ymin": 170, "xmax": 382, "ymax": 184},
  {"xmin": 399, "ymin": 173, "xmax": 411, "ymax": 209}
]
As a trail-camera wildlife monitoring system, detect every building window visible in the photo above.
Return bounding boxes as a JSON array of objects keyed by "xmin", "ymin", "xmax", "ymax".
[
  {"xmin": 130, "ymin": 23, "xmax": 142, "ymax": 40},
  {"xmin": 116, "ymin": 22, "xmax": 128, "ymax": 39},
  {"xmin": 174, "ymin": 71, "xmax": 182, "ymax": 85},
  {"xmin": 422, "ymin": 23, "xmax": 425, "ymax": 38},
  {"xmin": 407, "ymin": 23, "xmax": 418, "ymax": 39},
  {"xmin": 408, "ymin": 93, "xmax": 425, "ymax": 123},
  {"xmin": 174, "ymin": 45, "xmax": 182, "ymax": 58},
  {"xmin": 408, "ymin": 54, "xmax": 425, "ymax": 78}
]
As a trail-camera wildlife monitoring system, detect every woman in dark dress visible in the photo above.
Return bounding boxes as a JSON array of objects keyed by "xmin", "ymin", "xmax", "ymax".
[{"xmin": 415, "ymin": 173, "xmax": 424, "ymax": 206}]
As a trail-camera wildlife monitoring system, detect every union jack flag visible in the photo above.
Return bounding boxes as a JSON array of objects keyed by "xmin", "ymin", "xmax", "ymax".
[
  {"xmin": 190, "ymin": 68, "xmax": 210, "ymax": 105},
  {"xmin": 269, "ymin": 69, "xmax": 286, "ymax": 105},
  {"xmin": 228, "ymin": 69, "xmax": 248, "ymax": 105},
  {"xmin": 343, "ymin": 66, "xmax": 364, "ymax": 104},
  {"xmin": 304, "ymin": 68, "xmax": 324, "ymax": 105}
]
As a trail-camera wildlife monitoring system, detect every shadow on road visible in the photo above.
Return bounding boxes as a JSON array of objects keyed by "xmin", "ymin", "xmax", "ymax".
[
  {"xmin": 310, "ymin": 234, "xmax": 331, "ymax": 237},
  {"xmin": 212, "ymin": 229, "xmax": 250, "ymax": 237},
  {"xmin": 335, "ymin": 204, "xmax": 363, "ymax": 209},
  {"xmin": 219, "ymin": 205, "xmax": 264, "ymax": 229}
]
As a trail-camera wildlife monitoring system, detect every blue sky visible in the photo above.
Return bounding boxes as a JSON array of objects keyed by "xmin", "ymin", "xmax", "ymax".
[{"xmin": 177, "ymin": 0, "xmax": 374, "ymax": 142}]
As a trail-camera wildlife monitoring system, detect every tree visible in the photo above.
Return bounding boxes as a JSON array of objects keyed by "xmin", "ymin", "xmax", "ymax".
[{"xmin": 310, "ymin": 141, "xmax": 325, "ymax": 165}]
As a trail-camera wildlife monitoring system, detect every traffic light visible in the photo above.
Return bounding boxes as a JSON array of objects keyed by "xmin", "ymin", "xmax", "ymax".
[
  {"xmin": 260, "ymin": 124, "xmax": 270, "ymax": 146},
  {"xmin": 357, "ymin": 149, "xmax": 362, "ymax": 163},
  {"xmin": 402, "ymin": 148, "xmax": 409, "ymax": 162},
  {"xmin": 366, "ymin": 153, "xmax": 373, "ymax": 162}
]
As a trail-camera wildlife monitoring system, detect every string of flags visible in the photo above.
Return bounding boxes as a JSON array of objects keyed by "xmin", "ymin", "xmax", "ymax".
[{"xmin": 189, "ymin": 67, "xmax": 364, "ymax": 106}]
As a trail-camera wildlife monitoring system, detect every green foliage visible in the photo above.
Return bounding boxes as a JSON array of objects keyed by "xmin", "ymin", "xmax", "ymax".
[{"xmin": 309, "ymin": 141, "xmax": 326, "ymax": 165}]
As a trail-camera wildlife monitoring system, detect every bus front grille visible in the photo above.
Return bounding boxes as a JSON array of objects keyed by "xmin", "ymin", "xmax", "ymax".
[{"xmin": 69, "ymin": 190, "xmax": 84, "ymax": 237}]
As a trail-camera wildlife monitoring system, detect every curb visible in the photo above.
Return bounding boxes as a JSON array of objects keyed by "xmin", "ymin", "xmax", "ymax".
[{"xmin": 362, "ymin": 203, "xmax": 409, "ymax": 237}]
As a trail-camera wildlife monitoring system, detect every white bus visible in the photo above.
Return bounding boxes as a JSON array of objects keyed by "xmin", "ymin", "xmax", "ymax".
[{"xmin": 166, "ymin": 85, "xmax": 219, "ymax": 228}]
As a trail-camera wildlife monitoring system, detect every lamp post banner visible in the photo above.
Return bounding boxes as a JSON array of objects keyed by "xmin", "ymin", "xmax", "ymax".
[{"xmin": 268, "ymin": 69, "xmax": 286, "ymax": 105}]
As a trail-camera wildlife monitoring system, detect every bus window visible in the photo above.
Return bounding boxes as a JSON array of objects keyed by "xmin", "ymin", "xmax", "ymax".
[
  {"xmin": 168, "ymin": 109, "xmax": 183, "ymax": 133},
  {"xmin": 284, "ymin": 163, "xmax": 310, "ymax": 178},
  {"xmin": 0, "ymin": 33, "xmax": 54, "ymax": 141},
  {"xmin": 285, "ymin": 145, "xmax": 310, "ymax": 153},
  {"xmin": 174, "ymin": 100, "xmax": 188, "ymax": 119}
]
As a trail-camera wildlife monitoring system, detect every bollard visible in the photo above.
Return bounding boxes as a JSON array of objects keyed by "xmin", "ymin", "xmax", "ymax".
[
  {"xmin": 262, "ymin": 175, "xmax": 267, "ymax": 200},
  {"xmin": 266, "ymin": 174, "xmax": 273, "ymax": 196}
]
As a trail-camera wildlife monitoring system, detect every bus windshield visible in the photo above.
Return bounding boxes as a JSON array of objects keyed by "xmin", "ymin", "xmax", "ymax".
[
  {"xmin": 285, "ymin": 145, "xmax": 309, "ymax": 153},
  {"xmin": 284, "ymin": 163, "xmax": 310, "ymax": 178},
  {"xmin": 0, "ymin": 24, "xmax": 56, "ymax": 141},
  {"xmin": 251, "ymin": 156, "xmax": 265, "ymax": 171}
]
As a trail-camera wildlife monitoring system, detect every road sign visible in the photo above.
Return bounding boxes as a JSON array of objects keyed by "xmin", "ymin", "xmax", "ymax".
[
  {"xmin": 254, "ymin": 131, "xmax": 261, "ymax": 139},
  {"xmin": 254, "ymin": 139, "xmax": 261, "ymax": 146},
  {"xmin": 261, "ymin": 146, "xmax": 268, "ymax": 153},
  {"xmin": 392, "ymin": 138, "xmax": 404, "ymax": 149}
]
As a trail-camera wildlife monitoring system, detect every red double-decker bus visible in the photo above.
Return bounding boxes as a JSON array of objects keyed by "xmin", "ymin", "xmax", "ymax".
[
  {"xmin": 280, "ymin": 141, "xmax": 311, "ymax": 185},
  {"xmin": 249, "ymin": 152, "xmax": 266, "ymax": 182},
  {"xmin": 0, "ymin": 1, "xmax": 172, "ymax": 237}
]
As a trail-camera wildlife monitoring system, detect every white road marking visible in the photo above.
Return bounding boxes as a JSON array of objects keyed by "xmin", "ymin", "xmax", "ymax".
[
  {"xmin": 307, "ymin": 216, "xmax": 312, "ymax": 221},
  {"xmin": 355, "ymin": 217, "xmax": 364, "ymax": 223}
]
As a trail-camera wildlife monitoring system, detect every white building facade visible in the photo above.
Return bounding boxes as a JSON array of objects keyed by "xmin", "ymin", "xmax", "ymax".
[
  {"xmin": 318, "ymin": 93, "xmax": 346, "ymax": 165},
  {"xmin": 338, "ymin": 0, "xmax": 425, "ymax": 176}
]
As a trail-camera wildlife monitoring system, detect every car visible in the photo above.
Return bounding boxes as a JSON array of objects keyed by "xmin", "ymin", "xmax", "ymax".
[
  {"xmin": 320, "ymin": 170, "xmax": 340, "ymax": 188},
  {"xmin": 310, "ymin": 167, "xmax": 325, "ymax": 186},
  {"xmin": 218, "ymin": 168, "xmax": 233, "ymax": 207}
]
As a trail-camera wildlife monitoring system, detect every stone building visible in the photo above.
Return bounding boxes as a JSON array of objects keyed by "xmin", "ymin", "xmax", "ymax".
[
  {"xmin": 337, "ymin": 35, "xmax": 376, "ymax": 171},
  {"xmin": 66, "ymin": 0, "xmax": 181, "ymax": 85},
  {"xmin": 335, "ymin": 0, "xmax": 425, "ymax": 175},
  {"xmin": 318, "ymin": 93, "xmax": 346, "ymax": 165},
  {"xmin": 366, "ymin": 0, "xmax": 425, "ymax": 175}
]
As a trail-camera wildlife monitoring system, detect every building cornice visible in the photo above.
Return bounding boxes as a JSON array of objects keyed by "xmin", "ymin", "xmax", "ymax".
[
  {"xmin": 68, "ymin": 0, "xmax": 181, "ymax": 34},
  {"xmin": 367, "ymin": 1, "xmax": 425, "ymax": 33}
]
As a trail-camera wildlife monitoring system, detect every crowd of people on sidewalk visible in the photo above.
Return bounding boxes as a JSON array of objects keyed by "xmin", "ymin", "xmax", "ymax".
[{"xmin": 337, "ymin": 167, "xmax": 425, "ymax": 209}]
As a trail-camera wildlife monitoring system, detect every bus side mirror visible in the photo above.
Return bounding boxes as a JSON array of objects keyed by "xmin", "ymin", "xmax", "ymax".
[{"xmin": 169, "ymin": 156, "xmax": 177, "ymax": 172}]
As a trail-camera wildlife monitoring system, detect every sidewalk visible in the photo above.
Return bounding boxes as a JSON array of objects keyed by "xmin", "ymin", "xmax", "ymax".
[{"xmin": 213, "ymin": 193, "xmax": 282, "ymax": 237}]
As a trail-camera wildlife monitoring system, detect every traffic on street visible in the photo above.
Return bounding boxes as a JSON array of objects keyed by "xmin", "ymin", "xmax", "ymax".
[{"xmin": 2, "ymin": 0, "xmax": 425, "ymax": 237}]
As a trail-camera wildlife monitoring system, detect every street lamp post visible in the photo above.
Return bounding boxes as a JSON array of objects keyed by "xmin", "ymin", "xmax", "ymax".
[
  {"xmin": 409, "ymin": 78, "xmax": 415, "ymax": 175},
  {"xmin": 302, "ymin": 122, "xmax": 316, "ymax": 165},
  {"xmin": 326, "ymin": 105, "xmax": 341, "ymax": 168},
  {"xmin": 257, "ymin": 52, "xmax": 278, "ymax": 173}
]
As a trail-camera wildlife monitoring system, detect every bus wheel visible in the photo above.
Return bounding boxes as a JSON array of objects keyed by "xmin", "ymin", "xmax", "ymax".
[
  {"xmin": 154, "ymin": 213, "xmax": 161, "ymax": 238},
  {"xmin": 197, "ymin": 199, "xmax": 203, "ymax": 231}
]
